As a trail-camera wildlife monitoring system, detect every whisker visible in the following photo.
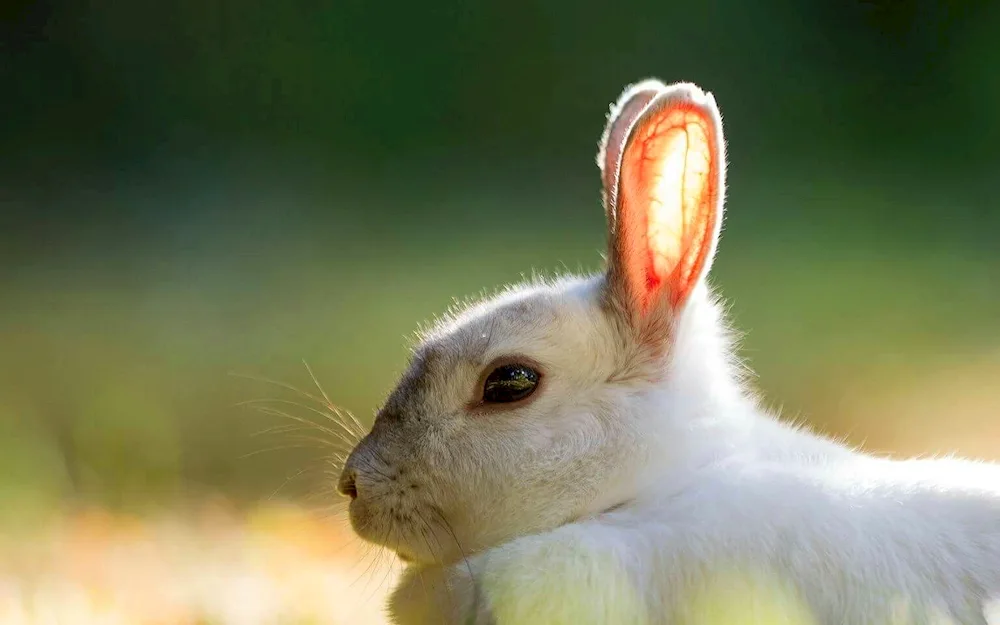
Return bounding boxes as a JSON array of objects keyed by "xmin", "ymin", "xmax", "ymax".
[
  {"xmin": 239, "ymin": 397, "xmax": 364, "ymax": 443},
  {"xmin": 251, "ymin": 422, "xmax": 313, "ymax": 437},
  {"xmin": 411, "ymin": 518, "xmax": 436, "ymax": 605},
  {"xmin": 368, "ymin": 448, "xmax": 400, "ymax": 474},
  {"xmin": 228, "ymin": 370, "xmax": 328, "ymax": 406},
  {"xmin": 431, "ymin": 506, "xmax": 480, "ymax": 620},
  {"xmin": 413, "ymin": 512, "xmax": 446, "ymax": 564},
  {"xmin": 372, "ymin": 518, "xmax": 403, "ymax": 604},
  {"xmin": 318, "ymin": 406, "xmax": 366, "ymax": 441},
  {"xmin": 267, "ymin": 467, "xmax": 310, "ymax": 501},
  {"xmin": 246, "ymin": 403, "xmax": 344, "ymax": 439},
  {"xmin": 354, "ymin": 513, "xmax": 394, "ymax": 592},
  {"xmin": 353, "ymin": 455, "xmax": 396, "ymax": 483},
  {"xmin": 257, "ymin": 427, "xmax": 351, "ymax": 450},
  {"xmin": 415, "ymin": 510, "xmax": 475, "ymax": 621},
  {"xmin": 328, "ymin": 455, "xmax": 350, "ymax": 472},
  {"xmin": 303, "ymin": 360, "xmax": 367, "ymax": 435},
  {"xmin": 327, "ymin": 409, "xmax": 367, "ymax": 442},
  {"xmin": 323, "ymin": 464, "xmax": 347, "ymax": 477},
  {"xmin": 239, "ymin": 442, "xmax": 328, "ymax": 459},
  {"xmin": 280, "ymin": 433, "xmax": 353, "ymax": 453},
  {"xmin": 248, "ymin": 405, "xmax": 358, "ymax": 449},
  {"xmin": 305, "ymin": 486, "xmax": 346, "ymax": 510},
  {"xmin": 234, "ymin": 365, "xmax": 396, "ymax": 607}
]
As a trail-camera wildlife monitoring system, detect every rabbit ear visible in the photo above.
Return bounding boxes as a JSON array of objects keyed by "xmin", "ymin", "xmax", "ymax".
[
  {"xmin": 600, "ymin": 81, "xmax": 726, "ymax": 323},
  {"xmin": 597, "ymin": 79, "xmax": 667, "ymax": 215}
]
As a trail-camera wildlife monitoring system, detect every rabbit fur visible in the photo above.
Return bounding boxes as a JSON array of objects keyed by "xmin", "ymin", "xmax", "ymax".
[{"xmin": 338, "ymin": 80, "xmax": 1000, "ymax": 625}]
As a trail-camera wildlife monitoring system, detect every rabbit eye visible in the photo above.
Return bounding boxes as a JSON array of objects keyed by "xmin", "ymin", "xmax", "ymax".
[{"xmin": 482, "ymin": 364, "xmax": 540, "ymax": 404}]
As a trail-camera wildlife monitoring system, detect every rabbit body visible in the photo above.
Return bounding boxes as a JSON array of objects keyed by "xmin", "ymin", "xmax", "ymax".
[
  {"xmin": 337, "ymin": 80, "xmax": 1000, "ymax": 624},
  {"xmin": 386, "ymin": 280, "xmax": 1000, "ymax": 625}
]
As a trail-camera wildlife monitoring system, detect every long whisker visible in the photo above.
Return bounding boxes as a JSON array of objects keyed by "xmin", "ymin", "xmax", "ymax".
[
  {"xmin": 245, "ymin": 432, "xmax": 347, "ymax": 459},
  {"xmin": 303, "ymin": 360, "xmax": 367, "ymax": 435},
  {"xmin": 354, "ymin": 510, "xmax": 394, "ymax": 593},
  {"xmin": 246, "ymin": 403, "xmax": 346, "ymax": 440},
  {"xmin": 431, "ymin": 506, "xmax": 480, "ymax": 622},
  {"xmin": 267, "ymin": 467, "xmax": 310, "ymax": 501},
  {"xmin": 412, "ymin": 508, "xmax": 460, "ymax": 608},
  {"xmin": 414, "ymin": 512, "xmax": 449, "ymax": 567},
  {"xmin": 239, "ymin": 397, "xmax": 364, "ymax": 443},
  {"xmin": 265, "ymin": 431, "xmax": 352, "ymax": 452},
  {"xmin": 305, "ymin": 484, "xmax": 346, "ymax": 510},
  {"xmin": 252, "ymin": 422, "xmax": 314, "ymax": 437},
  {"xmin": 248, "ymin": 405, "xmax": 358, "ymax": 449},
  {"xmin": 235, "ymin": 366, "xmax": 405, "ymax": 614},
  {"xmin": 239, "ymin": 442, "xmax": 328, "ymax": 459},
  {"xmin": 408, "ymin": 515, "xmax": 437, "ymax": 604},
  {"xmin": 373, "ymin": 517, "xmax": 403, "ymax": 604},
  {"xmin": 228, "ymin": 371, "xmax": 328, "ymax": 406}
]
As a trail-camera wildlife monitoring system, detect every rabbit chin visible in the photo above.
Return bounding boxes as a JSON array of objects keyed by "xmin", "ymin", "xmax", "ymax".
[{"xmin": 344, "ymin": 467, "xmax": 465, "ymax": 564}]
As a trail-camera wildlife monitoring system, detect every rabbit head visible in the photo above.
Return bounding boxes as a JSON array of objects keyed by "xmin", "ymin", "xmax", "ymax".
[{"xmin": 338, "ymin": 80, "xmax": 741, "ymax": 566}]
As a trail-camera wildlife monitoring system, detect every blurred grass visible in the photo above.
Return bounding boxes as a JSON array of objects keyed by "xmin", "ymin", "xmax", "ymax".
[{"xmin": 0, "ymin": 162, "xmax": 997, "ymax": 518}]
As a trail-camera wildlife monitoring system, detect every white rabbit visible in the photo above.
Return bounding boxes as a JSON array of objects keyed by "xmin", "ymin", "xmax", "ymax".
[{"xmin": 337, "ymin": 79, "xmax": 1000, "ymax": 625}]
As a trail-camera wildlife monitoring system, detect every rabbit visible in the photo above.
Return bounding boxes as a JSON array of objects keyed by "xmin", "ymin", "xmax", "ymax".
[{"xmin": 336, "ymin": 79, "xmax": 1000, "ymax": 625}]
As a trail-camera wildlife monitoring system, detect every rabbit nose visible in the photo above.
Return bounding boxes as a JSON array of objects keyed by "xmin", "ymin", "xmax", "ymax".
[{"xmin": 337, "ymin": 468, "xmax": 358, "ymax": 499}]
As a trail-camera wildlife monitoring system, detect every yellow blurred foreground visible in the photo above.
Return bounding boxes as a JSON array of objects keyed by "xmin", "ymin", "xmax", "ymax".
[{"xmin": 0, "ymin": 502, "xmax": 397, "ymax": 625}]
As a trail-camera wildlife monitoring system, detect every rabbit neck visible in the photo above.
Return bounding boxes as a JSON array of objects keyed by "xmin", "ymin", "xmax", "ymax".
[{"xmin": 625, "ymin": 289, "xmax": 858, "ymax": 506}]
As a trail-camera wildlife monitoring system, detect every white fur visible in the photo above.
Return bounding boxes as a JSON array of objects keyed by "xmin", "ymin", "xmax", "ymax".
[
  {"xmin": 338, "ymin": 81, "xmax": 1000, "ymax": 625},
  {"xmin": 387, "ymin": 284, "xmax": 1000, "ymax": 624}
]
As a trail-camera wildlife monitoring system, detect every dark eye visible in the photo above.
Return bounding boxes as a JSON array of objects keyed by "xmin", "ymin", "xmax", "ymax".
[{"xmin": 482, "ymin": 364, "xmax": 540, "ymax": 404}]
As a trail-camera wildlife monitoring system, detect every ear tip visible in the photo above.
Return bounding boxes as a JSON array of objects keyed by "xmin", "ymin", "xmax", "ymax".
[
  {"xmin": 662, "ymin": 82, "xmax": 713, "ymax": 105},
  {"xmin": 619, "ymin": 79, "xmax": 720, "ymax": 114},
  {"xmin": 600, "ymin": 77, "xmax": 723, "ymax": 186},
  {"xmin": 646, "ymin": 82, "xmax": 723, "ymax": 128},
  {"xmin": 612, "ymin": 79, "xmax": 667, "ymax": 112},
  {"xmin": 620, "ymin": 78, "xmax": 668, "ymax": 96}
]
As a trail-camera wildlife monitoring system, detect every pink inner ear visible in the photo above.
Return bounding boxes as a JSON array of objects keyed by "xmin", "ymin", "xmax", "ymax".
[{"xmin": 618, "ymin": 102, "xmax": 719, "ymax": 313}]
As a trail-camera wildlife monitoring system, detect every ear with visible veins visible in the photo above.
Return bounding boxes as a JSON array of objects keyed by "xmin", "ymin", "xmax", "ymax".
[{"xmin": 598, "ymin": 80, "xmax": 726, "ymax": 326}]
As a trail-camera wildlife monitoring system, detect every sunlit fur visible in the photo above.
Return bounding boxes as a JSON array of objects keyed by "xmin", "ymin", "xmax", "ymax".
[{"xmin": 339, "ymin": 81, "xmax": 1000, "ymax": 624}]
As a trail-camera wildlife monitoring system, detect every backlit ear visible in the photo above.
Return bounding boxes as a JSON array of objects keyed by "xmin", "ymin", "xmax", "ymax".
[
  {"xmin": 597, "ymin": 79, "xmax": 667, "ymax": 217},
  {"xmin": 600, "ymin": 81, "xmax": 726, "ymax": 320}
]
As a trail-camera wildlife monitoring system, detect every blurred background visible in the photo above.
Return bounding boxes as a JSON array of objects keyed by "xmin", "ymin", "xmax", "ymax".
[{"xmin": 1, "ymin": 0, "xmax": 999, "ymax": 622}]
